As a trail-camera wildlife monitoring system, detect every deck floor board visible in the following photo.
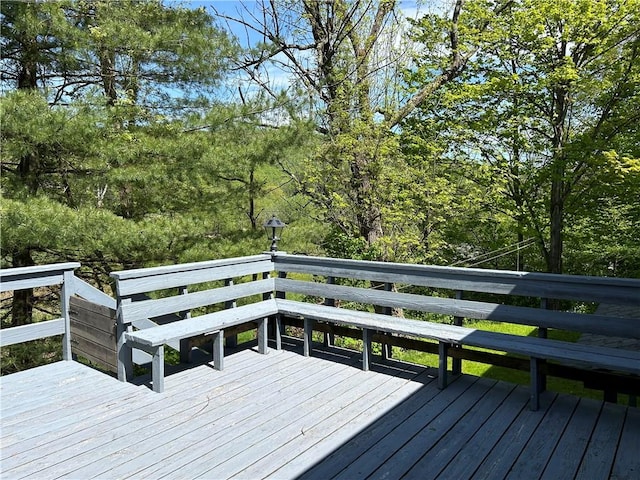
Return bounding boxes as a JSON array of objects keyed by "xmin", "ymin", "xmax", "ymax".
[{"xmin": 1, "ymin": 339, "xmax": 637, "ymax": 480}]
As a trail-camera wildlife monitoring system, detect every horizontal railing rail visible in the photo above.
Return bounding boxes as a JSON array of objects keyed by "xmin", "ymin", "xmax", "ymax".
[
  {"xmin": 272, "ymin": 253, "xmax": 640, "ymax": 402},
  {"xmin": 111, "ymin": 254, "xmax": 273, "ymax": 297},
  {"xmin": 0, "ymin": 262, "xmax": 80, "ymax": 293},
  {"xmin": 120, "ymin": 278, "xmax": 274, "ymax": 323},
  {"xmin": 274, "ymin": 277, "xmax": 639, "ymax": 339},
  {"xmin": 0, "ymin": 263, "xmax": 79, "ymax": 357},
  {"xmin": 5, "ymin": 254, "xmax": 638, "ymax": 401},
  {"xmin": 272, "ymin": 254, "xmax": 640, "ymax": 305},
  {"xmin": 0, "ymin": 319, "xmax": 66, "ymax": 348}
]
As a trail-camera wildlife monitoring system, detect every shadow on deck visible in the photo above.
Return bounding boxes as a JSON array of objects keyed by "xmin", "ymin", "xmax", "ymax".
[{"xmin": 1, "ymin": 339, "xmax": 638, "ymax": 480}]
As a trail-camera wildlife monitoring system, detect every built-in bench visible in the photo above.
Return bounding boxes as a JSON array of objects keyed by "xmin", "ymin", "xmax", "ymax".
[
  {"xmin": 124, "ymin": 300, "xmax": 278, "ymax": 392},
  {"xmin": 111, "ymin": 255, "xmax": 276, "ymax": 392},
  {"xmin": 109, "ymin": 253, "xmax": 640, "ymax": 408},
  {"xmin": 271, "ymin": 254, "xmax": 640, "ymax": 410}
]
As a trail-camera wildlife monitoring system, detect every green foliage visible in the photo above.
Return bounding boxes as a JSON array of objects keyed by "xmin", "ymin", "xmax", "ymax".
[
  {"xmin": 1, "ymin": 0, "xmax": 237, "ymax": 109},
  {"xmin": 403, "ymin": 0, "xmax": 640, "ymax": 274},
  {"xmin": 0, "ymin": 338, "xmax": 63, "ymax": 375}
]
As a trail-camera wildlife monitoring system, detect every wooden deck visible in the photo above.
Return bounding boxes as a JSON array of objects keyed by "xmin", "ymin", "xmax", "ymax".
[{"xmin": 1, "ymin": 340, "xmax": 638, "ymax": 480}]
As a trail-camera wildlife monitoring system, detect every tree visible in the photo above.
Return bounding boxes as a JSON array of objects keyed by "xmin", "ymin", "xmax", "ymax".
[
  {"xmin": 201, "ymin": 101, "xmax": 314, "ymax": 230},
  {"xmin": 1, "ymin": 0, "xmax": 236, "ymax": 109},
  {"xmin": 405, "ymin": 0, "xmax": 640, "ymax": 273},
  {"xmin": 218, "ymin": 0, "xmax": 509, "ymax": 260},
  {"xmin": 0, "ymin": 0, "xmax": 238, "ymax": 326}
]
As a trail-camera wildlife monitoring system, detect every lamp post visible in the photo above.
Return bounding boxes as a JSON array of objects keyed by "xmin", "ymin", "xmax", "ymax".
[{"xmin": 264, "ymin": 215, "xmax": 286, "ymax": 252}]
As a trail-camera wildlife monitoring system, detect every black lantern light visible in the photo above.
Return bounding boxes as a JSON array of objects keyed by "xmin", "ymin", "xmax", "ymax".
[{"xmin": 264, "ymin": 215, "xmax": 286, "ymax": 252}]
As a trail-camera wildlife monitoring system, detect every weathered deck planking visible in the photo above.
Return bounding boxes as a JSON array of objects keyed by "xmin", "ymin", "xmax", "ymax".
[
  {"xmin": 2, "ymin": 348, "xmax": 300, "ymax": 477},
  {"xmin": 235, "ymin": 366, "xmax": 438, "ymax": 480},
  {"xmin": 434, "ymin": 385, "xmax": 532, "ymax": 479},
  {"xmin": 540, "ymin": 398, "xmax": 602, "ymax": 479},
  {"xmin": 610, "ymin": 407, "xmax": 640, "ymax": 479},
  {"xmin": 574, "ymin": 402, "xmax": 628, "ymax": 479},
  {"xmin": 193, "ymin": 365, "xmax": 435, "ymax": 480},
  {"xmin": 505, "ymin": 394, "xmax": 581, "ymax": 479},
  {"xmin": 402, "ymin": 381, "xmax": 519, "ymax": 480},
  {"xmin": 66, "ymin": 353, "xmax": 362, "ymax": 478},
  {"xmin": 1, "ymin": 340, "xmax": 638, "ymax": 480}
]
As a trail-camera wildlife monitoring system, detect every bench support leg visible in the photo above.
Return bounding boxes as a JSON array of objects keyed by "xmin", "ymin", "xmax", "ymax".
[
  {"xmin": 258, "ymin": 318, "xmax": 268, "ymax": 355},
  {"xmin": 213, "ymin": 331, "xmax": 224, "ymax": 371},
  {"xmin": 362, "ymin": 328, "xmax": 372, "ymax": 372},
  {"xmin": 152, "ymin": 345, "xmax": 165, "ymax": 393},
  {"xmin": 530, "ymin": 357, "xmax": 541, "ymax": 411},
  {"xmin": 603, "ymin": 389, "xmax": 618, "ymax": 404},
  {"xmin": 303, "ymin": 319, "xmax": 313, "ymax": 357},
  {"xmin": 274, "ymin": 315, "xmax": 282, "ymax": 350},
  {"xmin": 438, "ymin": 342, "xmax": 449, "ymax": 390},
  {"xmin": 451, "ymin": 345, "xmax": 462, "ymax": 376},
  {"xmin": 324, "ymin": 331, "xmax": 335, "ymax": 347},
  {"xmin": 382, "ymin": 341, "xmax": 392, "ymax": 361},
  {"xmin": 537, "ymin": 327, "xmax": 548, "ymax": 392},
  {"xmin": 117, "ymin": 325, "xmax": 133, "ymax": 382},
  {"xmin": 226, "ymin": 335, "xmax": 238, "ymax": 349},
  {"xmin": 180, "ymin": 338, "xmax": 191, "ymax": 364}
]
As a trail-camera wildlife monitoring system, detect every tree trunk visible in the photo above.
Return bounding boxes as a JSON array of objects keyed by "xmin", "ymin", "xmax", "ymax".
[
  {"xmin": 12, "ymin": 12, "xmax": 39, "ymax": 326},
  {"xmin": 11, "ymin": 248, "xmax": 36, "ymax": 327},
  {"xmin": 548, "ymin": 83, "xmax": 569, "ymax": 275},
  {"xmin": 549, "ymin": 176, "xmax": 564, "ymax": 274},
  {"xmin": 248, "ymin": 169, "xmax": 257, "ymax": 230},
  {"xmin": 99, "ymin": 48, "xmax": 117, "ymax": 106}
]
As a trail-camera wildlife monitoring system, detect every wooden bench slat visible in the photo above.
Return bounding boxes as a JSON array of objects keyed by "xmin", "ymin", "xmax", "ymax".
[{"xmin": 276, "ymin": 300, "xmax": 640, "ymax": 375}]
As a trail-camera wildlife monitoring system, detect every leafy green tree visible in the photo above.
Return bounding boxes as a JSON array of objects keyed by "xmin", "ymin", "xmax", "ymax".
[
  {"xmin": 405, "ymin": 0, "xmax": 640, "ymax": 274},
  {"xmin": 1, "ymin": 0, "xmax": 236, "ymax": 109},
  {"xmin": 200, "ymin": 101, "xmax": 314, "ymax": 230},
  {"xmin": 0, "ymin": 0, "xmax": 238, "ymax": 326},
  {"xmin": 219, "ymin": 0, "xmax": 510, "ymax": 260}
]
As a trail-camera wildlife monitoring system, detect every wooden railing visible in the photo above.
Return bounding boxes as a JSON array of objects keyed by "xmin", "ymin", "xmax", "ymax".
[
  {"xmin": 3, "ymin": 254, "xmax": 639, "ymax": 401},
  {"xmin": 1, "ymin": 263, "xmax": 79, "ymax": 361},
  {"xmin": 0, "ymin": 263, "xmax": 116, "ymax": 365},
  {"xmin": 272, "ymin": 253, "xmax": 640, "ymax": 397}
]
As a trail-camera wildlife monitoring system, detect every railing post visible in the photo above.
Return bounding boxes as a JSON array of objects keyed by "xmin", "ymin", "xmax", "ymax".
[
  {"xmin": 538, "ymin": 298, "xmax": 549, "ymax": 392},
  {"xmin": 274, "ymin": 272, "xmax": 286, "ymax": 350},
  {"xmin": 452, "ymin": 290, "xmax": 464, "ymax": 375},
  {"xmin": 324, "ymin": 276, "xmax": 335, "ymax": 347},
  {"xmin": 116, "ymin": 297, "xmax": 133, "ymax": 382},
  {"xmin": 530, "ymin": 357, "xmax": 541, "ymax": 411},
  {"xmin": 381, "ymin": 282, "xmax": 393, "ymax": 361},
  {"xmin": 438, "ymin": 341, "xmax": 449, "ymax": 389},
  {"xmin": 262, "ymin": 271, "xmax": 273, "ymax": 353},
  {"xmin": 61, "ymin": 269, "xmax": 75, "ymax": 361},
  {"xmin": 362, "ymin": 328, "xmax": 372, "ymax": 371},
  {"xmin": 179, "ymin": 286, "xmax": 192, "ymax": 363},
  {"xmin": 224, "ymin": 279, "xmax": 238, "ymax": 349}
]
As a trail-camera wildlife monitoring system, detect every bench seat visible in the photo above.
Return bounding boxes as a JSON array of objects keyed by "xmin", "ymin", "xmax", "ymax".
[
  {"xmin": 276, "ymin": 299, "xmax": 640, "ymax": 410},
  {"xmin": 125, "ymin": 300, "xmax": 278, "ymax": 392}
]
